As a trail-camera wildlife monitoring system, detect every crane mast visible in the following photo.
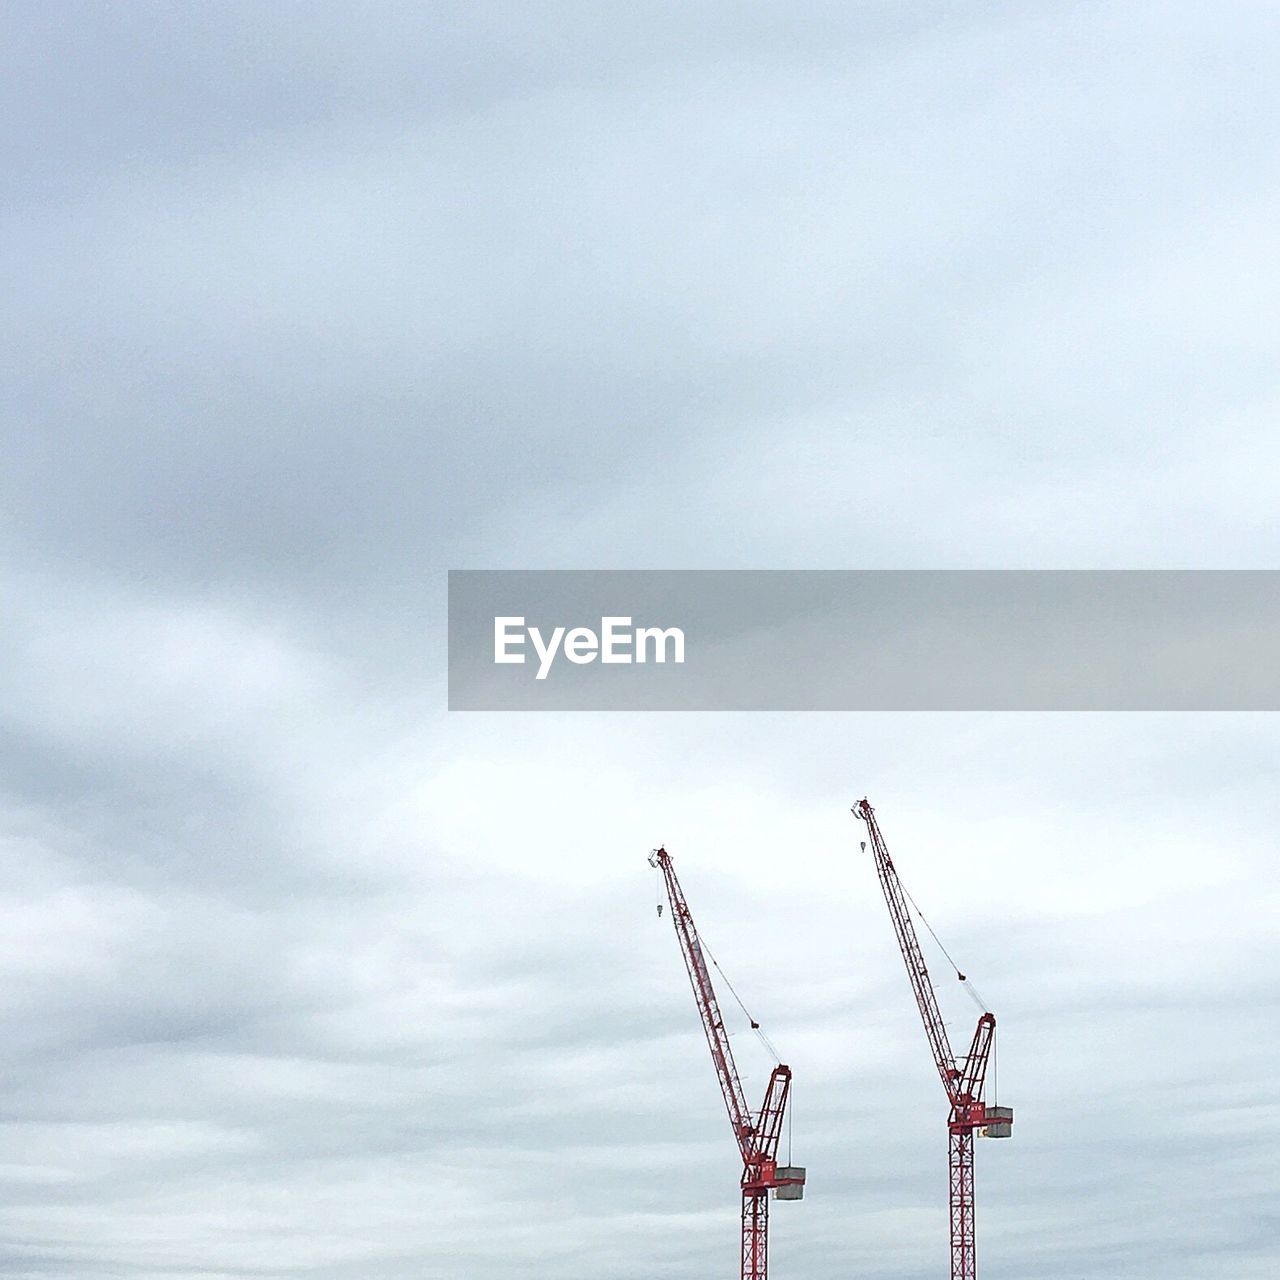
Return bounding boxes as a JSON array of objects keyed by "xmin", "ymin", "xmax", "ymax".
[
  {"xmin": 650, "ymin": 846, "xmax": 804, "ymax": 1280},
  {"xmin": 853, "ymin": 799, "xmax": 1011, "ymax": 1280}
]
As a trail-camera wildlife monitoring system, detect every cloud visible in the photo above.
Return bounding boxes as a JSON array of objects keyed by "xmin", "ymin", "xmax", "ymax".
[{"xmin": 3, "ymin": 2, "xmax": 1279, "ymax": 1277}]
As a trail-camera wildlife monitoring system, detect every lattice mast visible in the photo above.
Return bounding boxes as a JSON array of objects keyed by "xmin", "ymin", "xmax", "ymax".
[
  {"xmin": 650, "ymin": 846, "xmax": 805, "ymax": 1280},
  {"xmin": 852, "ymin": 799, "xmax": 1012, "ymax": 1280}
]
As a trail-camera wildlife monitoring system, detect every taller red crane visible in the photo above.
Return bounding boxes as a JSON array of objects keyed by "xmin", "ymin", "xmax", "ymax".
[
  {"xmin": 649, "ymin": 846, "xmax": 805, "ymax": 1280},
  {"xmin": 852, "ymin": 799, "xmax": 1012, "ymax": 1280}
]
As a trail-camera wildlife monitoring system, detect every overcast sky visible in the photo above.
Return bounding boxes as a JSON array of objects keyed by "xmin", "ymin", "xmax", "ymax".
[{"xmin": 2, "ymin": 3, "xmax": 1279, "ymax": 1278}]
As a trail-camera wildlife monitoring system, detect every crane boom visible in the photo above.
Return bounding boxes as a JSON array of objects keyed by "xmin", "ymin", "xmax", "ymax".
[
  {"xmin": 854, "ymin": 797, "xmax": 959, "ymax": 1098},
  {"xmin": 650, "ymin": 845, "xmax": 754, "ymax": 1154}
]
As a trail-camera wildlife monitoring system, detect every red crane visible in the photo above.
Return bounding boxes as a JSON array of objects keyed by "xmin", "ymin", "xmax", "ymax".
[
  {"xmin": 649, "ymin": 846, "xmax": 805, "ymax": 1280},
  {"xmin": 852, "ymin": 799, "xmax": 1012, "ymax": 1280}
]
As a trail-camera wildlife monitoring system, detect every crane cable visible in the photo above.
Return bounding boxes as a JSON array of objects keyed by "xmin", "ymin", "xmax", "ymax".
[
  {"xmin": 899, "ymin": 872, "xmax": 998, "ymax": 1099},
  {"xmin": 900, "ymin": 878, "xmax": 990, "ymax": 1014},
  {"xmin": 653, "ymin": 860, "xmax": 783, "ymax": 1064},
  {"xmin": 700, "ymin": 936, "xmax": 783, "ymax": 1064}
]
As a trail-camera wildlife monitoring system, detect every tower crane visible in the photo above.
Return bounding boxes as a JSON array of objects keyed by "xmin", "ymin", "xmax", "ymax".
[
  {"xmin": 649, "ymin": 846, "xmax": 805, "ymax": 1280},
  {"xmin": 852, "ymin": 799, "xmax": 1012, "ymax": 1280}
]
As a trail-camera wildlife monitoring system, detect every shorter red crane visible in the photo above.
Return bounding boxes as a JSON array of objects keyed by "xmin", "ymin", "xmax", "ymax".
[
  {"xmin": 853, "ymin": 799, "xmax": 1012, "ymax": 1280},
  {"xmin": 649, "ymin": 846, "xmax": 805, "ymax": 1280}
]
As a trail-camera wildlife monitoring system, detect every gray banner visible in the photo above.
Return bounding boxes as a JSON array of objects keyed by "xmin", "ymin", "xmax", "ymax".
[{"xmin": 447, "ymin": 570, "xmax": 1280, "ymax": 710}]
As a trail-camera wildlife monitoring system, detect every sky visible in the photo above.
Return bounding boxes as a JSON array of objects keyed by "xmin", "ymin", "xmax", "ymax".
[{"xmin": 2, "ymin": 2, "xmax": 1279, "ymax": 1278}]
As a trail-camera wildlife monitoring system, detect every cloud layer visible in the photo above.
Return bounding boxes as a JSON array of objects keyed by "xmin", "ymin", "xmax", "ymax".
[{"xmin": 3, "ymin": 3, "xmax": 1279, "ymax": 1277}]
